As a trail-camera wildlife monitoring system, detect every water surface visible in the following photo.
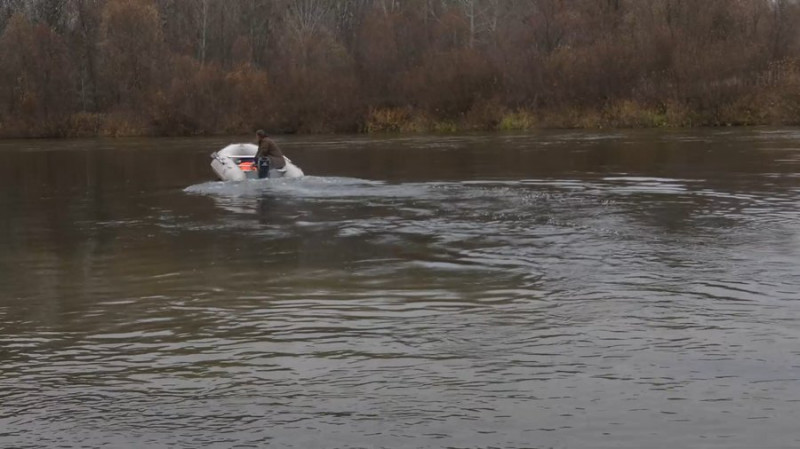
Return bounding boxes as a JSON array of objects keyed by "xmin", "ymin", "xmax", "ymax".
[{"xmin": 2, "ymin": 130, "xmax": 800, "ymax": 448}]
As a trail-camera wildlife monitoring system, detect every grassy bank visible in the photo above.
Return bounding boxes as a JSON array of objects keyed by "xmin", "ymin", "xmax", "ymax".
[
  {"xmin": 3, "ymin": 94, "xmax": 800, "ymax": 139},
  {"xmin": 364, "ymin": 93, "xmax": 800, "ymax": 134}
]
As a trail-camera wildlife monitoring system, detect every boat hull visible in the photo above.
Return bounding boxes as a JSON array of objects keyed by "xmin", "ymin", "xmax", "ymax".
[{"xmin": 210, "ymin": 143, "xmax": 303, "ymax": 181}]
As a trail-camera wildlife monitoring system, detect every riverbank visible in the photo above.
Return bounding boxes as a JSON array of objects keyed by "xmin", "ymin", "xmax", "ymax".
[
  {"xmin": 2, "ymin": 95, "xmax": 800, "ymax": 139},
  {"xmin": 362, "ymin": 95, "xmax": 800, "ymax": 132}
]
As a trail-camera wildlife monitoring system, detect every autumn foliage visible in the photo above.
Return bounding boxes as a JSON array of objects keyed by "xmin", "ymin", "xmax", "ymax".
[{"xmin": 1, "ymin": 0, "xmax": 800, "ymax": 137}]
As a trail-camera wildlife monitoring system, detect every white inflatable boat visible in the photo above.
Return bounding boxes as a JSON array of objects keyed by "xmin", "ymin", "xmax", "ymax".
[{"xmin": 210, "ymin": 143, "xmax": 304, "ymax": 181}]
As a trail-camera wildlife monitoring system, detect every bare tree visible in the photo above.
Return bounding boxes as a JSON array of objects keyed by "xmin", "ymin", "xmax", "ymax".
[
  {"xmin": 98, "ymin": 0, "xmax": 165, "ymax": 107},
  {"xmin": 197, "ymin": 0, "xmax": 208, "ymax": 63}
]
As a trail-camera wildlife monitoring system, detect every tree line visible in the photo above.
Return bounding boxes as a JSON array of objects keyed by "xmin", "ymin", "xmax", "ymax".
[{"xmin": 1, "ymin": 0, "xmax": 799, "ymax": 138}]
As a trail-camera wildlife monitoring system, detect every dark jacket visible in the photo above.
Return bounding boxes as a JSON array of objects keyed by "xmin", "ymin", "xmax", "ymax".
[{"xmin": 255, "ymin": 137, "xmax": 286, "ymax": 169}]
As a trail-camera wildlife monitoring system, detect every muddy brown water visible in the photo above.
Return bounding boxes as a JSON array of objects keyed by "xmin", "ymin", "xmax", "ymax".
[{"xmin": 1, "ymin": 129, "xmax": 800, "ymax": 448}]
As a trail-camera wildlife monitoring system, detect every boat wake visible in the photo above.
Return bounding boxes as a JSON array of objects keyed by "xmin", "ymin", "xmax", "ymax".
[{"xmin": 184, "ymin": 176, "xmax": 385, "ymax": 198}]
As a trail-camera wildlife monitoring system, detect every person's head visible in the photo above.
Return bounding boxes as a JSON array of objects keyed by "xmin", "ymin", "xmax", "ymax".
[{"xmin": 256, "ymin": 129, "xmax": 267, "ymax": 140}]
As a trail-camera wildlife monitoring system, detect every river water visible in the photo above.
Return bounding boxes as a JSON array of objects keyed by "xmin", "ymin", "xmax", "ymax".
[{"xmin": 1, "ymin": 130, "xmax": 800, "ymax": 448}]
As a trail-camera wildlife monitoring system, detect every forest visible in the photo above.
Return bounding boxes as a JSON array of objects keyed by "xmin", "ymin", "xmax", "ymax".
[{"xmin": 1, "ymin": 0, "xmax": 800, "ymax": 137}]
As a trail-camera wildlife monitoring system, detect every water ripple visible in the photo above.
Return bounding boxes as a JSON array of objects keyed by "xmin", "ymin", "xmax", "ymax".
[{"xmin": 4, "ymin": 137, "xmax": 800, "ymax": 448}]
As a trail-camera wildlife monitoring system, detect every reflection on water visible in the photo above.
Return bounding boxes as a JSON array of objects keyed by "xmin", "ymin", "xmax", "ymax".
[{"xmin": 2, "ymin": 130, "xmax": 800, "ymax": 448}]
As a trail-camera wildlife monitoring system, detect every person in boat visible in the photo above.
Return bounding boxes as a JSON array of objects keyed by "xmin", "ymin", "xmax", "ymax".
[{"xmin": 254, "ymin": 129, "xmax": 287, "ymax": 178}]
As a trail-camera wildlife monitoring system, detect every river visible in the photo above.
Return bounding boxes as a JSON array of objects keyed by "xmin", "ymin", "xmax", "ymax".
[{"xmin": 1, "ymin": 129, "xmax": 800, "ymax": 448}]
